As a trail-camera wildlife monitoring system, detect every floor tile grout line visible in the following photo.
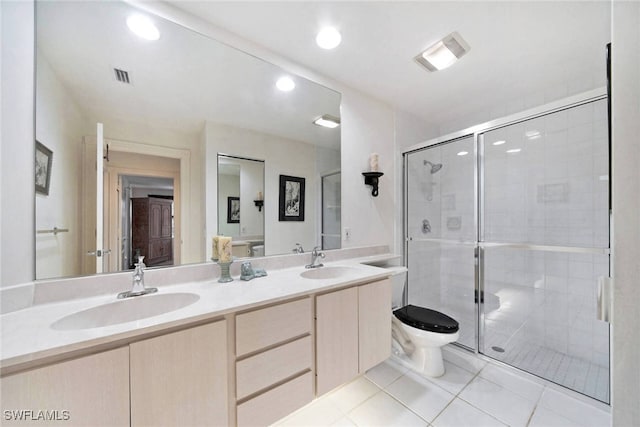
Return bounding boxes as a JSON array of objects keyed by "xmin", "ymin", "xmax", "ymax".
[
  {"xmin": 525, "ymin": 382, "xmax": 548, "ymax": 427},
  {"xmin": 428, "ymin": 364, "xmax": 485, "ymax": 425},
  {"xmin": 367, "ymin": 364, "xmax": 471, "ymax": 425}
]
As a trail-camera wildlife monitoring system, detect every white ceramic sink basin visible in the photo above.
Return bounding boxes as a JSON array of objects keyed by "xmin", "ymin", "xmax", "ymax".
[
  {"xmin": 51, "ymin": 292, "xmax": 200, "ymax": 330},
  {"xmin": 300, "ymin": 266, "xmax": 357, "ymax": 280}
]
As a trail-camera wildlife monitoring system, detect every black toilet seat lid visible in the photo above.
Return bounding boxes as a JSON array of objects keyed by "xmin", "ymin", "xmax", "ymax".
[{"xmin": 394, "ymin": 305, "xmax": 459, "ymax": 334}]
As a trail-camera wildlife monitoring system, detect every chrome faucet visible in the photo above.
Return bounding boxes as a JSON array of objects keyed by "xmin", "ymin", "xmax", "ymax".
[
  {"xmin": 293, "ymin": 243, "xmax": 304, "ymax": 254},
  {"xmin": 305, "ymin": 246, "xmax": 325, "ymax": 269},
  {"xmin": 118, "ymin": 256, "xmax": 158, "ymax": 299}
]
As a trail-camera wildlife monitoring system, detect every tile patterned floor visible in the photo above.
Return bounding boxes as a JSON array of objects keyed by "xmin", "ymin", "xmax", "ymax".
[
  {"xmin": 274, "ymin": 345, "xmax": 611, "ymax": 427},
  {"xmin": 485, "ymin": 338, "xmax": 610, "ymax": 403}
]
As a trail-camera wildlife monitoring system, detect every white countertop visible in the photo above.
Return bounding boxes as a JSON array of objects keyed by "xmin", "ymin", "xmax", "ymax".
[{"xmin": 0, "ymin": 259, "xmax": 393, "ymax": 374}]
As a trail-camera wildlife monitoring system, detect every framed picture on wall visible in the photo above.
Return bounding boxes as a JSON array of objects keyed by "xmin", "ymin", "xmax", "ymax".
[
  {"xmin": 35, "ymin": 140, "xmax": 53, "ymax": 195},
  {"xmin": 227, "ymin": 197, "xmax": 240, "ymax": 223},
  {"xmin": 279, "ymin": 175, "xmax": 305, "ymax": 221}
]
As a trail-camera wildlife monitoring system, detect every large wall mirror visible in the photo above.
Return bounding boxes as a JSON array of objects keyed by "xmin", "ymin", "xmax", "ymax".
[{"xmin": 35, "ymin": 1, "xmax": 341, "ymax": 280}]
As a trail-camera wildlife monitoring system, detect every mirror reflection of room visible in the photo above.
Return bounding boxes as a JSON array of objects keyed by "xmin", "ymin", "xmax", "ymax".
[{"xmin": 34, "ymin": 0, "xmax": 341, "ymax": 280}]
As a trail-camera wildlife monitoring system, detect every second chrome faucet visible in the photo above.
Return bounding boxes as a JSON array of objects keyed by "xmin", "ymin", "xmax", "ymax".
[{"xmin": 305, "ymin": 246, "xmax": 325, "ymax": 269}]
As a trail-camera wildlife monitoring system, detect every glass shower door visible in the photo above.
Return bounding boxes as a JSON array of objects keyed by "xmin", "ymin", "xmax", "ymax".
[
  {"xmin": 405, "ymin": 135, "xmax": 477, "ymax": 350},
  {"xmin": 480, "ymin": 98, "xmax": 610, "ymax": 402}
]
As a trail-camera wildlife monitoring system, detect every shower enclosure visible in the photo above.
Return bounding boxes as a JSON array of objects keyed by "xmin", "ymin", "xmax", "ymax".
[{"xmin": 404, "ymin": 94, "xmax": 610, "ymax": 403}]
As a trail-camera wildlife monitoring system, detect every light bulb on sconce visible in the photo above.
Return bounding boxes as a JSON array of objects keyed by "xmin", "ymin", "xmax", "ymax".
[{"xmin": 369, "ymin": 153, "xmax": 379, "ymax": 172}]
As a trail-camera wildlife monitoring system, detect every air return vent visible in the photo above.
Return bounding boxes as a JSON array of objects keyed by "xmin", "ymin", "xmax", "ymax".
[{"xmin": 114, "ymin": 68, "xmax": 131, "ymax": 84}]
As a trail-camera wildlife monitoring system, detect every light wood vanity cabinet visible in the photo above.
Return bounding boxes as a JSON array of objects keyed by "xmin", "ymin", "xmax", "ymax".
[
  {"xmin": 1, "ymin": 275, "xmax": 391, "ymax": 427},
  {"xmin": 130, "ymin": 320, "xmax": 228, "ymax": 427},
  {"xmin": 235, "ymin": 298, "xmax": 314, "ymax": 427},
  {"xmin": 358, "ymin": 278, "xmax": 392, "ymax": 372},
  {"xmin": 316, "ymin": 278, "xmax": 392, "ymax": 396},
  {"xmin": 316, "ymin": 286, "xmax": 359, "ymax": 395},
  {"xmin": 0, "ymin": 347, "xmax": 130, "ymax": 427}
]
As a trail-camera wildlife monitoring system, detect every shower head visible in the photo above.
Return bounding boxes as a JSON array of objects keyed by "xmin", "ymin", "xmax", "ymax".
[{"xmin": 424, "ymin": 160, "xmax": 443, "ymax": 174}]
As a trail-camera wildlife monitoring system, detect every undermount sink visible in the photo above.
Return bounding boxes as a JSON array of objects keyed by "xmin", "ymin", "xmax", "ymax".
[
  {"xmin": 51, "ymin": 292, "xmax": 200, "ymax": 331},
  {"xmin": 300, "ymin": 266, "xmax": 357, "ymax": 280}
]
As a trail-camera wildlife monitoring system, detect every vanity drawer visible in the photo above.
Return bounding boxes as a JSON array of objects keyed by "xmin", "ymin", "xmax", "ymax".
[
  {"xmin": 236, "ymin": 297, "xmax": 312, "ymax": 356},
  {"xmin": 236, "ymin": 371, "xmax": 313, "ymax": 427},
  {"xmin": 236, "ymin": 335, "xmax": 312, "ymax": 399}
]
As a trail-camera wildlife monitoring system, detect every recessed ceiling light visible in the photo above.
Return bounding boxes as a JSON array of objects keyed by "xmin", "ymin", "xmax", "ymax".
[
  {"xmin": 457, "ymin": 151, "xmax": 469, "ymax": 156},
  {"xmin": 316, "ymin": 27, "xmax": 342, "ymax": 49},
  {"xmin": 525, "ymin": 130, "xmax": 541, "ymax": 140},
  {"xmin": 276, "ymin": 76, "xmax": 295, "ymax": 92},
  {"xmin": 415, "ymin": 32, "xmax": 470, "ymax": 72},
  {"xmin": 126, "ymin": 14, "xmax": 160, "ymax": 41},
  {"xmin": 313, "ymin": 114, "xmax": 341, "ymax": 128},
  {"xmin": 492, "ymin": 140, "xmax": 506, "ymax": 146},
  {"xmin": 506, "ymin": 148, "xmax": 522, "ymax": 153}
]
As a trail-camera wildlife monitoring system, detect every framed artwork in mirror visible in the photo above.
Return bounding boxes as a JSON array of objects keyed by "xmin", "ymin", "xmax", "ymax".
[
  {"xmin": 35, "ymin": 140, "xmax": 53, "ymax": 195},
  {"xmin": 227, "ymin": 197, "xmax": 240, "ymax": 223},
  {"xmin": 279, "ymin": 175, "xmax": 305, "ymax": 221}
]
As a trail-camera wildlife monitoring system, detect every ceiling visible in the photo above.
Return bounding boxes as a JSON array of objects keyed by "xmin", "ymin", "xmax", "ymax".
[{"xmin": 169, "ymin": 1, "xmax": 611, "ymax": 131}]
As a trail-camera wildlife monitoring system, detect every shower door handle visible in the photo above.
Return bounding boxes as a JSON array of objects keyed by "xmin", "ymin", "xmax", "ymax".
[{"xmin": 597, "ymin": 277, "xmax": 612, "ymax": 323}]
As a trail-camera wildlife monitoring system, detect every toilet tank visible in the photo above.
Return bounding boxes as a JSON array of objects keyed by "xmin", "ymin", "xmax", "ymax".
[{"xmin": 386, "ymin": 266, "xmax": 408, "ymax": 309}]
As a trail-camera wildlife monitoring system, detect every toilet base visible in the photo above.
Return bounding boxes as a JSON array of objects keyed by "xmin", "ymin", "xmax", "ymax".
[{"xmin": 409, "ymin": 345, "xmax": 445, "ymax": 377}]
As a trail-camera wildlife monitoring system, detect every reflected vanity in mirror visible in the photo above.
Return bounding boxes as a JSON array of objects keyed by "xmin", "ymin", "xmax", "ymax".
[{"xmin": 35, "ymin": 0, "xmax": 341, "ymax": 280}]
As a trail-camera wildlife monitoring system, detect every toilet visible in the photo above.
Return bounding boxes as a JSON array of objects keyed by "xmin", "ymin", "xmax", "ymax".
[{"xmin": 388, "ymin": 267, "xmax": 460, "ymax": 377}]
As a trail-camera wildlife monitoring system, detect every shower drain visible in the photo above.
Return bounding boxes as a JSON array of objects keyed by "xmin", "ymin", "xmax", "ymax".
[{"xmin": 491, "ymin": 346, "xmax": 505, "ymax": 353}]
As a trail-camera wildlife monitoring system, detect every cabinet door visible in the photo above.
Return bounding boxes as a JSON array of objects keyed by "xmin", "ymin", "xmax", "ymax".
[
  {"xmin": 160, "ymin": 202, "xmax": 172, "ymax": 237},
  {"xmin": 149, "ymin": 202, "xmax": 162, "ymax": 239},
  {"xmin": 130, "ymin": 321, "xmax": 228, "ymax": 427},
  {"xmin": 316, "ymin": 287, "xmax": 358, "ymax": 396},
  {"xmin": 359, "ymin": 279, "xmax": 392, "ymax": 373},
  {"xmin": 0, "ymin": 347, "xmax": 129, "ymax": 427}
]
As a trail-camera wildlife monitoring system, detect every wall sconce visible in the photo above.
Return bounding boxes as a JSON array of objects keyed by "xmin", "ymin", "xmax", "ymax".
[
  {"xmin": 254, "ymin": 191, "xmax": 263, "ymax": 211},
  {"xmin": 363, "ymin": 152, "xmax": 382, "ymax": 196},
  {"xmin": 362, "ymin": 172, "xmax": 384, "ymax": 197}
]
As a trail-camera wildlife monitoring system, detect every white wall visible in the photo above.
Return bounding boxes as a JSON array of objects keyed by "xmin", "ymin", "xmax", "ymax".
[
  {"xmin": 1, "ymin": 1, "xmax": 34, "ymax": 287},
  {"xmin": 611, "ymin": 0, "xmax": 640, "ymax": 424},
  {"xmin": 35, "ymin": 51, "xmax": 88, "ymax": 279},
  {"xmin": 205, "ymin": 121, "xmax": 319, "ymax": 257},
  {"xmin": 340, "ymin": 90, "xmax": 396, "ymax": 251}
]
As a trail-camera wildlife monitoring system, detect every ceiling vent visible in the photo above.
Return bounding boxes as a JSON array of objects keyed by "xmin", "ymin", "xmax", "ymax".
[{"xmin": 114, "ymin": 68, "xmax": 131, "ymax": 84}]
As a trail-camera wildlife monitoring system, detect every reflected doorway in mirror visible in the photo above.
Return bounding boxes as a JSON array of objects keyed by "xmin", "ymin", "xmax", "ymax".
[{"xmin": 279, "ymin": 175, "xmax": 305, "ymax": 221}]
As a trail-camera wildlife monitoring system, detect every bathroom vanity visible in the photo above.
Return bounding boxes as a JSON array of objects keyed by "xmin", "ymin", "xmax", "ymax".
[{"xmin": 0, "ymin": 251, "xmax": 394, "ymax": 426}]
